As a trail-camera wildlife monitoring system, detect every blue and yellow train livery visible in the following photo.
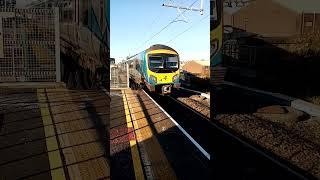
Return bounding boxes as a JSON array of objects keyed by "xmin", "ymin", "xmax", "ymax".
[
  {"xmin": 210, "ymin": 0, "xmax": 224, "ymax": 116},
  {"xmin": 211, "ymin": 0, "xmax": 223, "ymax": 67},
  {"xmin": 210, "ymin": 0, "xmax": 225, "ymax": 86},
  {"xmin": 127, "ymin": 44, "xmax": 180, "ymax": 94}
]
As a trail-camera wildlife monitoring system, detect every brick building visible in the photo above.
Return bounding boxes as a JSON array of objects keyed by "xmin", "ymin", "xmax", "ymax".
[
  {"xmin": 182, "ymin": 60, "xmax": 210, "ymax": 78},
  {"xmin": 224, "ymin": 0, "xmax": 320, "ymax": 37}
]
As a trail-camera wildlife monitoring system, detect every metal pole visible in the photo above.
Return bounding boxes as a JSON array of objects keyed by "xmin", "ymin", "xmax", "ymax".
[
  {"xmin": 313, "ymin": 11, "xmax": 316, "ymax": 33},
  {"xmin": 200, "ymin": 0, "xmax": 204, "ymax": 15},
  {"xmin": 302, "ymin": 12, "xmax": 304, "ymax": 34},
  {"xmin": 13, "ymin": 15, "xmax": 16, "ymax": 81},
  {"xmin": 0, "ymin": 17, "xmax": 4, "ymax": 59},
  {"xmin": 55, "ymin": 7, "xmax": 61, "ymax": 82},
  {"xmin": 126, "ymin": 63, "xmax": 129, "ymax": 88}
]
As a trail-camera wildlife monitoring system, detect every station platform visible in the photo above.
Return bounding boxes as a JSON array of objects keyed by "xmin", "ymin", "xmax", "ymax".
[
  {"xmin": 110, "ymin": 89, "xmax": 211, "ymax": 180},
  {"xmin": 0, "ymin": 85, "xmax": 109, "ymax": 179}
]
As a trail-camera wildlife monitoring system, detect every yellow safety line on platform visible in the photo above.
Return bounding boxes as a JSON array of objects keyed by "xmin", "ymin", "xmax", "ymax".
[
  {"xmin": 122, "ymin": 90, "xmax": 145, "ymax": 180},
  {"xmin": 37, "ymin": 89, "xmax": 66, "ymax": 180}
]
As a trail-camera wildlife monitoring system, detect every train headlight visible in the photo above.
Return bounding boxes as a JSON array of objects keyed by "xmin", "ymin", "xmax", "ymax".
[
  {"xmin": 149, "ymin": 75, "xmax": 157, "ymax": 83},
  {"xmin": 211, "ymin": 39, "xmax": 219, "ymax": 59},
  {"xmin": 172, "ymin": 74, "xmax": 179, "ymax": 82}
]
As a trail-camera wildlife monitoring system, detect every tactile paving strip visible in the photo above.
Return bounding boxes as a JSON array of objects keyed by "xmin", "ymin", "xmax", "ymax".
[
  {"xmin": 123, "ymin": 89, "xmax": 177, "ymax": 180},
  {"xmin": 46, "ymin": 88, "xmax": 109, "ymax": 180}
]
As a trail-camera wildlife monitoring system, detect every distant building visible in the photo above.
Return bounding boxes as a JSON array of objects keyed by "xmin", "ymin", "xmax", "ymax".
[
  {"xmin": 224, "ymin": 0, "xmax": 320, "ymax": 37},
  {"xmin": 0, "ymin": 0, "xmax": 16, "ymax": 8},
  {"xmin": 181, "ymin": 60, "xmax": 210, "ymax": 78}
]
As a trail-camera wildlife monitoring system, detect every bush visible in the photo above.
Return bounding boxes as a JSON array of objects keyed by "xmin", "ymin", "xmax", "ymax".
[{"xmin": 286, "ymin": 31, "xmax": 320, "ymax": 57}]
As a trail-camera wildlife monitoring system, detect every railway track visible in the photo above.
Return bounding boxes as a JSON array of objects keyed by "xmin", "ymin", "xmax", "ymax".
[
  {"xmin": 214, "ymin": 85, "xmax": 320, "ymax": 179},
  {"xmin": 143, "ymin": 86, "xmax": 316, "ymax": 179},
  {"xmin": 170, "ymin": 88, "xmax": 210, "ymax": 118}
]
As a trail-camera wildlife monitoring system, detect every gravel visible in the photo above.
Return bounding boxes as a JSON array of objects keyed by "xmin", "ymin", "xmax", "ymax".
[
  {"xmin": 215, "ymin": 112, "xmax": 320, "ymax": 179},
  {"xmin": 174, "ymin": 89, "xmax": 320, "ymax": 179},
  {"xmin": 294, "ymin": 118, "xmax": 320, "ymax": 147},
  {"xmin": 177, "ymin": 95, "xmax": 210, "ymax": 118}
]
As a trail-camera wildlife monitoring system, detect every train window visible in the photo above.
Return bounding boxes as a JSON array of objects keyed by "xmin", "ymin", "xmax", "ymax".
[
  {"xmin": 149, "ymin": 56, "xmax": 164, "ymax": 69},
  {"xmin": 167, "ymin": 56, "xmax": 179, "ymax": 68}
]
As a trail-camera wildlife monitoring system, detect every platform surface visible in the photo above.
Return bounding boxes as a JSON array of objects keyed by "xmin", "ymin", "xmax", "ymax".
[
  {"xmin": 110, "ymin": 89, "xmax": 212, "ymax": 180},
  {"xmin": 0, "ymin": 87, "xmax": 109, "ymax": 180}
]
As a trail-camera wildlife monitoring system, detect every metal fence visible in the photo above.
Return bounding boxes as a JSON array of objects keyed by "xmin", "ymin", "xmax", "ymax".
[
  {"xmin": 223, "ymin": 42, "xmax": 271, "ymax": 67},
  {"xmin": 110, "ymin": 63, "xmax": 129, "ymax": 89},
  {"xmin": 0, "ymin": 8, "xmax": 60, "ymax": 82}
]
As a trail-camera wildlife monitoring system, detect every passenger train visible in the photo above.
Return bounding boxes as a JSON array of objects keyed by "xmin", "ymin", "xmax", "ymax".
[{"xmin": 126, "ymin": 44, "xmax": 181, "ymax": 94}]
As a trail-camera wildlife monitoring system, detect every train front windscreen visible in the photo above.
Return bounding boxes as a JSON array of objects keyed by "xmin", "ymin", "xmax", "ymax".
[{"xmin": 148, "ymin": 54, "xmax": 179, "ymax": 73}]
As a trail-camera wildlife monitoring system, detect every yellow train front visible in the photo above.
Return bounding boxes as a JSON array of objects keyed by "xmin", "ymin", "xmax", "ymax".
[{"xmin": 128, "ymin": 44, "xmax": 181, "ymax": 94}]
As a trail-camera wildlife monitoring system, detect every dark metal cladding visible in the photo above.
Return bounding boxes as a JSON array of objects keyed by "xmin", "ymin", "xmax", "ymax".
[{"xmin": 146, "ymin": 44, "xmax": 178, "ymax": 54}]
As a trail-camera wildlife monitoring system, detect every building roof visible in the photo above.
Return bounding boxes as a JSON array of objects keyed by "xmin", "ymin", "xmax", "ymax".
[
  {"xmin": 271, "ymin": 0, "xmax": 320, "ymax": 13},
  {"xmin": 146, "ymin": 44, "xmax": 178, "ymax": 54},
  {"xmin": 186, "ymin": 60, "xmax": 210, "ymax": 66}
]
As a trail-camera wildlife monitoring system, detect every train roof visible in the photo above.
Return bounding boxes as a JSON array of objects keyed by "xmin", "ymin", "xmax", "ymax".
[
  {"xmin": 126, "ymin": 44, "xmax": 178, "ymax": 60},
  {"xmin": 146, "ymin": 44, "xmax": 178, "ymax": 54}
]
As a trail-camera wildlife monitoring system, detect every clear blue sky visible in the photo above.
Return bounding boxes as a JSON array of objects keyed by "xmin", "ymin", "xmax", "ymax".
[{"xmin": 111, "ymin": 0, "xmax": 210, "ymax": 63}]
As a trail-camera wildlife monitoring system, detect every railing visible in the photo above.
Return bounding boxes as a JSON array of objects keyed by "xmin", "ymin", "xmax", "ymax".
[
  {"xmin": 110, "ymin": 63, "xmax": 129, "ymax": 89},
  {"xmin": 0, "ymin": 8, "xmax": 60, "ymax": 82}
]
